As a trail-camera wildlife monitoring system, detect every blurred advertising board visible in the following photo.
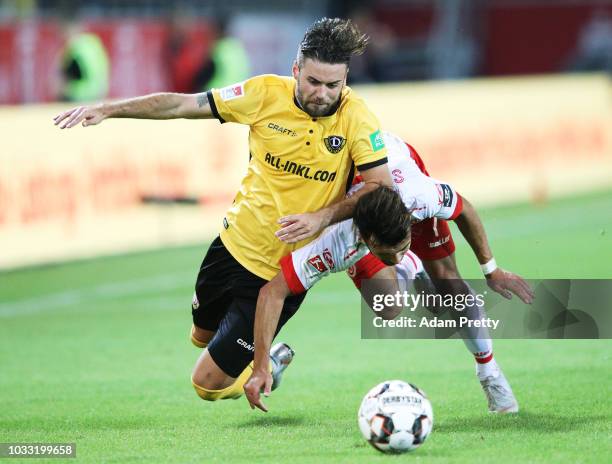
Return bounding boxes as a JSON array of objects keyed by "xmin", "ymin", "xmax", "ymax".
[
  {"xmin": 357, "ymin": 73, "xmax": 611, "ymax": 206},
  {"xmin": 0, "ymin": 111, "xmax": 247, "ymax": 268},
  {"xmin": 0, "ymin": 74, "xmax": 610, "ymax": 268}
]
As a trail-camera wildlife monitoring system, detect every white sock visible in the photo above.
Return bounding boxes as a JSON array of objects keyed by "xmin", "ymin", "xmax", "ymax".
[
  {"xmin": 462, "ymin": 337, "xmax": 492, "ymax": 360},
  {"xmin": 453, "ymin": 283, "xmax": 499, "ymax": 380},
  {"xmin": 476, "ymin": 357, "xmax": 500, "ymax": 380}
]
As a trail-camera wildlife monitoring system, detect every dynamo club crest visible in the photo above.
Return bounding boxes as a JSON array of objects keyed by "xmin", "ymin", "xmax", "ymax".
[{"xmin": 324, "ymin": 135, "xmax": 346, "ymax": 154}]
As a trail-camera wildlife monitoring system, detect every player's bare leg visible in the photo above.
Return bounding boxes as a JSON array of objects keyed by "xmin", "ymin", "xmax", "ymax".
[
  {"xmin": 191, "ymin": 337, "xmax": 295, "ymax": 401},
  {"xmin": 191, "ymin": 346, "xmax": 252, "ymax": 401},
  {"xmin": 423, "ymin": 254, "xmax": 519, "ymax": 413},
  {"xmin": 190, "ymin": 324, "xmax": 250, "ymax": 400},
  {"xmin": 192, "ymin": 349, "xmax": 236, "ymax": 390}
]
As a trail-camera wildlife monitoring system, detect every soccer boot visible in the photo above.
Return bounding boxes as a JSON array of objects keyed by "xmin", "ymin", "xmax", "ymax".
[
  {"xmin": 479, "ymin": 371, "xmax": 519, "ymax": 414},
  {"xmin": 270, "ymin": 342, "xmax": 295, "ymax": 391}
]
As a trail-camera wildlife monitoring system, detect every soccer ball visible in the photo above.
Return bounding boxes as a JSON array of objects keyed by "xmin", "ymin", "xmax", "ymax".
[{"xmin": 358, "ymin": 380, "xmax": 433, "ymax": 453}]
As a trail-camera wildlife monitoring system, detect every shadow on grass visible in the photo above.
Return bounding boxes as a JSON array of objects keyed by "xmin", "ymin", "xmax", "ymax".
[
  {"xmin": 435, "ymin": 410, "xmax": 609, "ymax": 433},
  {"xmin": 236, "ymin": 415, "xmax": 305, "ymax": 429}
]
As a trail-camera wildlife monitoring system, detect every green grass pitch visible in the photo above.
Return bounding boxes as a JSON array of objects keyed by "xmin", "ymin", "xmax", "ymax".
[{"xmin": 1, "ymin": 190, "xmax": 611, "ymax": 463}]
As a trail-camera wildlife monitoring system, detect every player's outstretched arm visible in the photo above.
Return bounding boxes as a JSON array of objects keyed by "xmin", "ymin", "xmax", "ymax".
[
  {"xmin": 244, "ymin": 273, "xmax": 291, "ymax": 412},
  {"xmin": 276, "ymin": 164, "xmax": 392, "ymax": 243},
  {"xmin": 53, "ymin": 91, "xmax": 214, "ymax": 129},
  {"xmin": 454, "ymin": 197, "xmax": 534, "ymax": 304}
]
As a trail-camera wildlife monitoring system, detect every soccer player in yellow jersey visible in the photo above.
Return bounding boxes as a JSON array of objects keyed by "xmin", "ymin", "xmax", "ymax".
[{"xmin": 54, "ymin": 18, "xmax": 392, "ymax": 403}]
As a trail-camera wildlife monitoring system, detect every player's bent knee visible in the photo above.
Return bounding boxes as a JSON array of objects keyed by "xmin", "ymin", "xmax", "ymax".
[
  {"xmin": 192, "ymin": 379, "xmax": 221, "ymax": 401},
  {"xmin": 191, "ymin": 376, "xmax": 243, "ymax": 401},
  {"xmin": 190, "ymin": 325, "xmax": 213, "ymax": 348},
  {"xmin": 191, "ymin": 362, "xmax": 236, "ymax": 400},
  {"xmin": 191, "ymin": 336, "xmax": 207, "ymax": 348},
  {"xmin": 191, "ymin": 369, "xmax": 219, "ymax": 390}
]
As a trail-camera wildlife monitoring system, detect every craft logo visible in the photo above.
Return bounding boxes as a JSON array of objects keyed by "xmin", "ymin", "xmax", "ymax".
[
  {"xmin": 268, "ymin": 122, "xmax": 297, "ymax": 137},
  {"xmin": 237, "ymin": 338, "xmax": 255, "ymax": 352}
]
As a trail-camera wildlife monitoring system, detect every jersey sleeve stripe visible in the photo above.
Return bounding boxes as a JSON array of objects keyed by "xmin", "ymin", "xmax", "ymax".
[
  {"xmin": 279, "ymin": 254, "xmax": 307, "ymax": 294},
  {"xmin": 449, "ymin": 193, "xmax": 463, "ymax": 220},
  {"xmin": 405, "ymin": 143, "xmax": 430, "ymax": 176},
  {"xmin": 356, "ymin": 157, "xmax": 388, "ymax": 171},
  {"xmin": 206, "ymin": 90, "xmax": 226, "ymax": 123},
  {"xmin": 406, "ymin": 251, "xmax": 419, "ymax": 273}
]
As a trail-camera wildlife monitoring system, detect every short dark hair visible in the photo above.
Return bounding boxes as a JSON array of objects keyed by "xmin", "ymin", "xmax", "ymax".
[
  {"xmin": 298, "ymin": 17, "xmax": 369, "ymax": 66},
  {"xmin": 353, "ymin": 186, "xmax": 411, "ymax": 246}
]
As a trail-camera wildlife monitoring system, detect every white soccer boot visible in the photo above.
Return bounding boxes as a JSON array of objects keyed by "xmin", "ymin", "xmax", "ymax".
[
  {"xmin": 479, "ymin": 370, "xmax": 519, "ymax": 414},
  {"xmin": 270, "ymin": 342, "xmax": 295, "ymax": 391}
]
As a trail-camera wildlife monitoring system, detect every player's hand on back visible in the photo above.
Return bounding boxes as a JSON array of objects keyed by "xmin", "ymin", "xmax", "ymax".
[
  {"xmin": 486, "ymin": 268, "xmax": 535, "ymax": 304},
  {"xmin": 276, "ymin": 211, "xmax": 327, "ymax": 243},
  {"xmin": 244, "ymin": 370, "xmax": 273, "ymax": 412},
  {"xmin": 53, "ymin": 105, "xmax": 107, "ymax": 129}
]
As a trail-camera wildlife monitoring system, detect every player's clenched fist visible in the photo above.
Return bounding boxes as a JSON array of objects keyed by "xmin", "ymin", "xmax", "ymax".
[{"xmin": 53, "ymin": 105, "xmax": 107, "ymax": 129}]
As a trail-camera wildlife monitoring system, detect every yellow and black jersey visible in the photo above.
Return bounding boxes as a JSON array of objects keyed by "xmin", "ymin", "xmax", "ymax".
[{"xmin": 207, "ymin": 74, "xmax": 387, "ymax": 280}]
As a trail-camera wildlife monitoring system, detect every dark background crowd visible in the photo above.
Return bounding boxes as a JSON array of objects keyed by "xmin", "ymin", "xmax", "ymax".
[{"xmin": 0, "ymin": 0, "xmax": 610, "ymax": 104}]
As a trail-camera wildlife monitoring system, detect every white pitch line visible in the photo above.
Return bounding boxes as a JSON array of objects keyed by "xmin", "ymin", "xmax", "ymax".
[
  {"xmin": 0, "ymin": 272, "xmax": 194, "ymax": 318},
  {"xmin": 0, "ymin": 272, "xmax": 359, "ymax": 319}
]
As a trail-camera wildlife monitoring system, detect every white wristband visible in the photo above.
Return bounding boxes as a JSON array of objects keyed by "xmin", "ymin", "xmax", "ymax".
[{"xmin": 480, "ymin": 258, "xmax": 497, "ymax": 275}]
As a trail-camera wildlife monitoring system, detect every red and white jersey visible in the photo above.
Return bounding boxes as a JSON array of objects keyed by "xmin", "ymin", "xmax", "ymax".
[
  {"xmin": 279, "ymin": 219, "xmax": 422, "ymax": 294},
  {"xmin": 351, "ymin": 131, "xmax": 463, "ymax": 222},
  {"xmin": 279, "ymin": 131, "xmax": 459, "ymax": 294}
]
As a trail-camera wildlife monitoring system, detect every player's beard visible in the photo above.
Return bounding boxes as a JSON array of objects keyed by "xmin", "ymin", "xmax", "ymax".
[{"xmin": 295, "ymin": 81, "xmax": 339, "ymax": 117}]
